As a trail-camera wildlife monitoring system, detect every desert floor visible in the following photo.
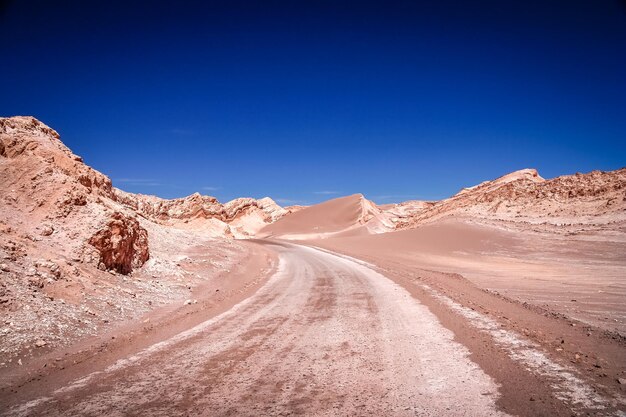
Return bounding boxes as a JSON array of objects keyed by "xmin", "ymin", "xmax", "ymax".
[{"xmin": 1, "ymin": 226, "xmax": 625, "ymax": 416}]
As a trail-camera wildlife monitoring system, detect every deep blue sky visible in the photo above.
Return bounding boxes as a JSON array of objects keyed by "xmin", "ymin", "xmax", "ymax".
[{"xmin": 1, "ymin": 1, "xmax": 625, "ymax": 204}]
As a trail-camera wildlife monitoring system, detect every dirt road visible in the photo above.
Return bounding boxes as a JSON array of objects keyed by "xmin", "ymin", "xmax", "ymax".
[{"xmin": 6, "ymin": 242, "xmax": 513, "ymax": 416}]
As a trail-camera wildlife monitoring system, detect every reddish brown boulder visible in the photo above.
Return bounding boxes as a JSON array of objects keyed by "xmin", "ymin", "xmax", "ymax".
[{"xmin": 88, "ymin": 212, "xmax": 149, "ymax": 274}]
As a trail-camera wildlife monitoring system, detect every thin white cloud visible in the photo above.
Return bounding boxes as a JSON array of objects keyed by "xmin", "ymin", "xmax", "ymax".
[
  {"xmin": 116, "ymin": 178, "xmax": 155, "ymax": 183},
  {"xmin": 312, "ymin": 190, "xmax": 341, "ymax": 195},
  {"xmin": 201, "ymin": 186, "xmax": 221, "ymax": 191},
  {"xmin": 170, "ymin": 128, "xmax": 194, "ymax": 136},
  {"xmin": 372, "ymin": 194, "xmax": 439, "ymax": 203},
  {"xmin": 373, "ymin": 194, "xmax": 417, "ymax": 200},
  {"xmin": 275, "ymin": 198, "xmax": 307, "ymax": 205},
  {"xmin": 115, "ymin": 178, "xmax": 161, "ymax": 186}
]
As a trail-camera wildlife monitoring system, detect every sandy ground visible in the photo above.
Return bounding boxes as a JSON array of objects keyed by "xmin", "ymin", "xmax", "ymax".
[
  {"xmin": 0, "ymin": 228, "xmax": 257, "ymax": 372},
  {"xmin": 308, "ymin": 233, "xmax": 626, "ymax": 415},
  {"xmin": 3, "ymin": 242, "xmax": 624, "ymax": 416},
  {"xmin": 259, "ymin": 195, "xmax": 367, "ymax": 238}
]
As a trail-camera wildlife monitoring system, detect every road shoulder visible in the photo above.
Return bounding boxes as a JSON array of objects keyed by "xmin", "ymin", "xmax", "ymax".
[{"xmin": 0, "ymin": 239, "xmax": 278, "ymax": 410}]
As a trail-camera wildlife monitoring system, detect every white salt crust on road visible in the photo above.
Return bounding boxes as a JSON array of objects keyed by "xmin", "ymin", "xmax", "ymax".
[
  {"xmin": 318, "ymin": 247, "xmax": 626, "ymax": 416},
  {"xmin": 9, "ymin": 243, "xmax": 509, "ymax": 417}
]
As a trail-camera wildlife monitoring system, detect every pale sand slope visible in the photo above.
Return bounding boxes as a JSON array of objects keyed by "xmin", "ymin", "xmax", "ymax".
[
  {"xmin": 310, "ymin": 219, "xmax": 626, "ymax": 334},
  {"xmin": 258, "ymin": 194, "xmax": 392, "ymax": 239}
]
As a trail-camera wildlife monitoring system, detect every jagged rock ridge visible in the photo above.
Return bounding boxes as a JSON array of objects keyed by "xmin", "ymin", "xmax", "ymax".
[{"xmin": 392, "ymin": 168, "xmax": 626, "ymax": 230}]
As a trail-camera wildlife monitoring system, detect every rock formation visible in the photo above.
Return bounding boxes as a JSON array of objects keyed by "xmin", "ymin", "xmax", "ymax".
[
  {"xmin": 0, "ymin": 116, "xmax": 292, "ymax": 276},
  {"xmin": 392, "ymin": 168, "xmax": 626, "ymax": 230},
  {"xmin": 0, "ymin": 116, "xmax": 291, "ymax": 360},
  {"xmin": 88, "ymin": 212, "xmax": 150, "ymax": 274}
]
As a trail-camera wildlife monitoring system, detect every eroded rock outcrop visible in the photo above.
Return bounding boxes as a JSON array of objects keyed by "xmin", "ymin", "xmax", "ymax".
[
  {"xmin": 394, "ymin": 168, "xmax": 626, "ymax": 229},
  {"xmin": 112, "ymin": 191, "xmax": 290, "ymax": 237},
  {"xmin": 1, "ymin": 116, "xmax": 291, "ymax": 248},
  {"xmin": 112, "ymin": 190, "xmax": 223, "ymax": 221},
  {"xmin": 113, "ymin": 190, "xmax": 288, "ymax": 226},
  {"xmin": 0, "ymin": 115, "xmax": 296, "ymax": 283},
  {"xmin": 0, "ymin": 115, "xmax": 292, "ymax": 361},
  {"xmin": 0, "ymin": 116, "xmax": 113, "ymax": 198},
  {"xmin": 88, "ymin": 212, "xmax": 149, "ymax": 274}
]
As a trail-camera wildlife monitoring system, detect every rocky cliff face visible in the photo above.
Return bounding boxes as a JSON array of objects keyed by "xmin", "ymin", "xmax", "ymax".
[
  {"xmin": 112, "ymin": 191, "xmax": 289, "ymax": 237},
  {"xmin": 0, "ymin": 117, "xmax": 149, "ymax": 274},
  {"xmin": 0, "ymin": 116, "xmax": 114, "ymax": 199},
  {"xmin": 0, "ymin": 116, "xmax": 291, "ymax": 279},
  {"xmin": 394, "ymin": 168, "xmax": 626, "ymax": 230},
  {"xmin": 112, "ymin": 190, "xmax": 222, "ymax": 221}
]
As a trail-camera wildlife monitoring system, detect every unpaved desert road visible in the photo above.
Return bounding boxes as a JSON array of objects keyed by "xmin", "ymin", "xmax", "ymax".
[{"xmin": 8, "ymin": 242, "xmax": 509, "ymax": 416}]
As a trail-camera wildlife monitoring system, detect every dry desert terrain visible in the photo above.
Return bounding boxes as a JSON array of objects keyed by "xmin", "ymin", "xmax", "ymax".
[{"xmin": 0, "ymin": 117, "xmax": 625, "ymax": 416}]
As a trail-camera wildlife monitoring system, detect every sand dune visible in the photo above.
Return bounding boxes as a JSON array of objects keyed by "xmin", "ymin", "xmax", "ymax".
[{"xmin": 258, "ymin": 193, "xmax": 393, "ymax": 239}]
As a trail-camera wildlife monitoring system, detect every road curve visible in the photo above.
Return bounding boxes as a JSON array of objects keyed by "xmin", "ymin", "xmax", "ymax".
[{"xmin": 8, "ymin": 242, "xmax": 508, "ymax": 417}]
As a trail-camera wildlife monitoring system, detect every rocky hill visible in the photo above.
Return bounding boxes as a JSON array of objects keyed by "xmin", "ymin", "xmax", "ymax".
[
  {"xmin": 393, "ymin": 168, "xmax": 626, "ymax": 233},
  {"xmin": 0, "ymin": 116, "xmax": 289, "ymax": 363},
  {"xmin": 113, "ymin": 190, "xmax": 287, "ymax": 238},
  {"xmin": 0, "ymin": 116, "xmax": 289, "ymax": 274}
]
